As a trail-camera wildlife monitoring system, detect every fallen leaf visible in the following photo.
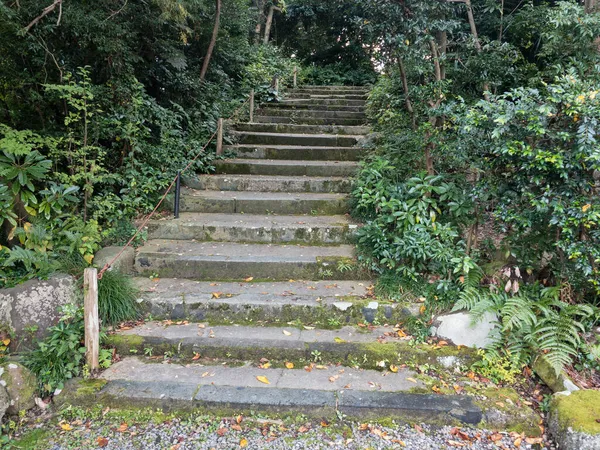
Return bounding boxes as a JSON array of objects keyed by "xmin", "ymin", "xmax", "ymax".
[
  {"xmin": 432, "ymin": 385, "xmax": 441, "ymax": 394},
  {"xmin": 2, "ymin": 338, "xmax": 10, "ymax": 346},
  {"xmin": 117, "ymin": 423, "xmax": 128, "ymax": 433},
  {"xmin": 321, "ymin": 421, "xmax": 329, "ymax": 427},
  {"xmin": 525, "ymin": 437, "xmax": 543, "ymax": 445},
  {"xmin": 514, "ymin": 437, "xmax": 522, "ymax": 447},
  {"xmin": 407, "ymin": 377, "xmax": 418, "ymax": 383},
  {"xmin": 488, "ymin": 433, "xmax": 502, "ymax": 442},
  {"xmin": 285, "ymin": 362, "xmax": 294, "ymax": 369},
  {"xmin": 413, "ymin": 424, "xmax": 424, "ymax": 433},
  {"xmin": 244, "ymin": 277, "xmax": 254, "ymax": 282},
  {"xmin": 397, "ymin": 330, "xmax": 407, "ymax": 338},
  {"xmin": 240, "ymin": 438, "xmax": 248, "ymax": 447},
  {"xmin": 211, "ymin": 292, "xmax": 223, "ymax": 299},
  {"xmin": 260, "ymin": 362, "xmax": 272, "ymax": 369},
  {"xmin": 334, "ymin": 337, "xmax": 346, "ymax": 343},
  {"xmin": 419, "ymin": 305, "xmax": 426, "ymax": 315},
  {"xmin": 315, "ymin": 365, "xmax": 328, "ymax": 370},
  {"xmin": 303, "ymin": 326, "xmax": 315, "ymax": 330},
  {"xmin": 256, "ymin": 375, "xmax": 270, "ymax": 384},
  {"xmin": 60, "ymin": 423, "xmax": 73, "ymax": 431},
  {"xmin": 389, "ymin": 364, "xmax": 399, "ymax": 373},
  {"xmin": 392, "ymin": 439, "xmax": 406, "ymax": 447},
  {"xmin": 496, "ymin": 401, "xmax": 505, "ymax": 408},
  {"xmin": 329, "ymin": 375, "xmax": 339, "ymax": 383},
  {"xmin": 298, "ymin": 425, "xmax": 309, "ymax": 433},
  {"xmin": 358, "ymin": 423, "xmax": 369, "ymax": 431},
  {"xmin": 453, "ymin": 384, "xmax": 464, "ymax": 394},
  {"xmin": 231, "ymin": 424, "xmax": 242, "ymax": 432},
  {"xmin": 198, "ymin": 324, "xmax": 206, "ymax": 329},
  {"xmin": 447, "ymin": 440, "xmax": 466, "ymax": 447},
  {"xmin": 192, "ymin": 352, "xmax": 201, "ymax": 361},
  {"xmin": 283, "ymin": 330, "xmax": 292, "ymax": 336},
  {"xmin": 236, "ymin": 415, "xmax": 243, "ymax": 424},
  {"xmin": 97, "ymin": 437, "xmax": 109, "ymax": 447},
  {"xmin": 437, "ymin": 340, "xmax": 448, "ymax": 347},
  {"xmin": 217, "ymin": 427, "xmax": 227, "ymax": 437}
]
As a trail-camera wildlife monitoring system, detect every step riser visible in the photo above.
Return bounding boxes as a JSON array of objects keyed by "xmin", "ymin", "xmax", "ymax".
[
  {"xmin": 185, "ymin": 175, "xmax": 353, "ymax": 193},
  {"xmin": 258, "ymin": 109, "xmax": 366, "ymax": 119},
  {"xmin": 280, "ymin": 99, "xmax": 366, "ymax": 107},
  {"xmin": 146, "ymin": 221, "xmax": 356, "ymax": 244},
  {"xmin": 235, "ymin": 133, "xmax": 360, "ymax": 147},
  {"xmin": 253, "ymin": 116, "xmax": 366, "ymax": 126},
  {"xmin": 265, "ymin": 104, "xmax": 366, "ymax": 112},
  {"xmin": 290, "ymin": 88, "xmax": 370, "ymax": 95},
  {"xmin": 106, "ymin": 335, "xmax": 476, "ymax": 374},
  {"xmin": 225, "ymin": 145, "xmax": 361, "ymax": 161},
  {"xmin": 215, "ymin": 162, "xmax": 358, "ymax": 177},
  {"xmin": 233, "ymin": 123, "xmax": 370, "ymax": 135},
  {"xmin": 79, "ymin": 381, "xmax": 481, "ymax": 423},
  {"xmin": 135, "ymin": 257, "xmax": 361, "ymax": 281},
  {"xmin": 180, "ymin": 195, "xmax": 349, "ymax": 215},
  {"xmin": 288, "ymin": 94, "xmax": 368, "ymax": 100}
]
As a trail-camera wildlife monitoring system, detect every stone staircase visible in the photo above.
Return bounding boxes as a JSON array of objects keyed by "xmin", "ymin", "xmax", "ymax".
[{"xmin": 76, "ymin": 86, "xmax": 498, "ymax": 426}]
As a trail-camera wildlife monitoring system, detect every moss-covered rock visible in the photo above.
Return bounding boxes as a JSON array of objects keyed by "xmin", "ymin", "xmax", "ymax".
[
  {"xmin": 53, "ymin": 378, "xmax": 108, "ymax": 409},
  {"xmin": 549, "ymin": 390, "xmax": 600, "ymax": 450},
  {"xmin": 532, "ymin": 354, "xmax": 579, "ymax": 393},
  {"xmin": 1, "ymin": 361, "xmax": 37, "ymax": 415}
]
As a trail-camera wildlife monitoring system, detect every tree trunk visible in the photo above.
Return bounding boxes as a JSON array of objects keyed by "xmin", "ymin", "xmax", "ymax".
[
  {"xmin": 200, "ymin": 0, "xmax": 221, "ymax": 81},
  {"xmin": 263, "ymin": 5, "xmax": 280, "ymax": 44},
  {"xmin": 397, "ymin": 56, "xmax": 416, "ymax": 129},
  {"xmin": 464, "ymin": 0, "xmax": 490, "ymax": 101},
  {"xmin": 254, "ymin": 0, "xmax": 266, "ymax": 43},
  {"xmin": 585, "ymin": 0, "xmax": 596, "ymax": 13}
]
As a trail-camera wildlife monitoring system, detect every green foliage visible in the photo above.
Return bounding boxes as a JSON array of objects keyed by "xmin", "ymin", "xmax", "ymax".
[
  {"xmin": 98, "ymin": 271, "xmax": 140, "ymax": 326},
  {"xmin": 455, "ymin": 281, "xmax": 596, "ymax": 375}
]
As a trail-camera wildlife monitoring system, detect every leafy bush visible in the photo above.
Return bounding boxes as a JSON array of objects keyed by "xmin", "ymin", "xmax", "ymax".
[
  {"xmin": 301, "ymin": 62, "xmax": 376, "ymax": 86},
  {"xmin": 98, "ymin": 271, "xmax": 140, "ymax": 326}
]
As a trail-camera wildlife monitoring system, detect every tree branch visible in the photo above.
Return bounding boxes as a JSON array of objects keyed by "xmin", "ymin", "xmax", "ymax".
[{"xmin": 24, "ymin": 0, "xmax": 63, "ymax": 34}]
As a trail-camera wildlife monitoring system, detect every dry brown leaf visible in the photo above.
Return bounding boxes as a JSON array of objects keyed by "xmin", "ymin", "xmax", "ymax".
[
  {"xmin": 211, "ymin": 292, "xmax": 223, "ymax": 299},
  {"xmin": 298, "ymin": 425, "xmax": 309, "ymax": 433},
  {"xmin": 282, "ymin": 330, "xmax": 292, "ymax": 336},
  {"xmin": 315, "ymin": 365, "xmax": 327, "ymax": 370},
  {"xmin": 256, "ymin": 375, "xmax": 270, "ymax": 384},
  {"xmin": 488, "ymin": 433, "xmax": 503, "ymax": 442},
  {"xmin": 525, "ymin": 437, "xmax": 543, "ymax": 445},
  {"xmin": 117, "ymin": 423, "xmax": 128, "ymax": 433},
  {"xmin": 447, "ymin": 440, "xmax": 466, "ymax": 447},
  {"xmin": 217, "ymin": 427, "xmax": 227, "ymax": 437},
  {"xmin": 407, "ymin": 377, "xmax": 418, "ymax": 383},
  {"xmin": 285, "ymin": 362, "xmax": 294, "ymax": 369},
  {"xmin": 236, "ymin": 415, "xmax": 243, "ymax": 424},
  {"xmin": 496, "ymin": 401, "xmax": 505, "ymax": 408},
  {"xmin": 392, "ymin": 439, "xmax": 406, "ymax": 447},
  {"xmin": 244, "ymin": 277, "xmax": 254, "ymax": 282},
  {"xmin": 97, "ymin": 437, "xmax": 109, "ymax": 447},
  {"xmin": 358, "ymin": 423, "xmax": 369, "ymax": 431},
  {"xmin": 321, "ymin": 421, "xmax": 329, "ymax": 427},
  {"xmin": 432, "ymin": 385, "xmax": 441, "ymax": 394},
  {"xmin": 513, "ymin": 437, "xmax": 522, "ymax": 447},
  {"xmin": 192, "ymin": 352, "xmax": 201, "ymax": 361},
  {"xmin": 413, "ymin": 424, "xmax": 424, "ymax": 433},
  {"xmin": 231, "ymin": 424, "xmax": 242, "ymax": 432}
]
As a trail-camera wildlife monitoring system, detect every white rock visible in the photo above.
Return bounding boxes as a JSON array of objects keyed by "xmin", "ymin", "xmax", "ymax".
[
  {"xmin": 367, "ymin": 302, "xmax": 379, "ymax": 310},
  {"xmin": 434, "ymin": 311, "xmax": 497, "ymax": 348},
  {"xmin": 333, "ymin": 302, "xmax": 353, "ymax": 312}
]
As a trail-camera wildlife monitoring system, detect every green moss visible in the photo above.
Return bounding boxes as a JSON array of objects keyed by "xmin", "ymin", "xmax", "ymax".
[
  {"xmin": 551, "ymin": 390, "xmax": 600, "ymax": 435},
  {"xmin": 76, "ymin": 378, "xmax": 108, "ymax": 396},
  {"xmin": 11, "ymin": 428, "xmax": 49, "ymax": 449}
]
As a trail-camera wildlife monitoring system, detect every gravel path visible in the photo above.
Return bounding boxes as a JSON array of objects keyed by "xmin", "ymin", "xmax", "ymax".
[{"xmin": 40, "ymin": 417, "xmax": 552, "ymax": 450}]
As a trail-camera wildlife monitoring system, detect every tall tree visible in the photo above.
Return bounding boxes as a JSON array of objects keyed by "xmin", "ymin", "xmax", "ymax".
[{"xmin": 200, "ymin": 0, "xmax": 222, "ymax": 81}]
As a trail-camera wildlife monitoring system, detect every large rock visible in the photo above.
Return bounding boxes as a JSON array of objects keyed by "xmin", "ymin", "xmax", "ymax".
[
  {"xmin": 0, "ymin": 384, "xmax": 8, "ymax": 423},
  {"xmin": 549, "ymin": 390, "xmax": 600, "ymax": 450},
  {"xmin": 431, "ymin": 311, "xmax": 496, "ymax": 348},
  {"xmin": 532, "ymin": 354, "xmax": 580, "ymax": 393},
  {"xmin": 1, "ymin": 362, "xmax": 37, "ymax": 415},
  {"xmin": 0, "ymin": 274, "xmax": 77, "ymax": 349}
]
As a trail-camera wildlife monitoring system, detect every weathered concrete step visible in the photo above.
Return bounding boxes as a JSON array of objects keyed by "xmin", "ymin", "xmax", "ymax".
[
  {"xmin": 279, "ymin": 98, "xmax": 366, "ymax": 107},
  {"xmin": 233, "ymin": 131, "xmax": 362, "ymax": 147},
  {"xmin": 146, "ymin": 213, "xmax": 358, "ymax": 244},
  {"xmin": 232, "ymin": 122, "xmax": 370, "ymax": 135},
  {"xmin": 132, "ymin": 278, "xmax": 415, "ymax": 325},
  {"xmin": 265, "ymin": 103, "xmax": 366, "ymax": 112},
  {"xmin": 288, "ymin": 93, "xmax": 368, "ymax": 100},
  {"xmin": 90, "ymin": 357, "xmax": 480, "ymax": 423},
  {"xmin": 290, "ymin": 87, "xmax": 370, "ymax": 94},
  {"xmin": 185, "ymin": 174, "xmax": 353, "ymax": 193},
  {"xmin": 257, "ymin": 108, "xmax": 366, "ymax": 119},
  {"xmin": 135, "ymin": 240, "xmax": 359, "ymax": 280},
  {"xmin": 180, "ymin": 189, "xmax": 349, "ymax": 215},
  {"xmin": 253, "ymin": 116, "xmax": 367, "ymax": 126},
  {"xmin": 223, "ymin": 145, "xmax": 361, "ymax": 161},
  {"xmin": 215, "ymin": 159, "xmax": 359, "ymax": 177}
]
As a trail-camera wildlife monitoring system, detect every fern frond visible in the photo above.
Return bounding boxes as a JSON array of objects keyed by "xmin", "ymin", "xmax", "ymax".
[{"xmin": 501, "ymin": 295, "xmax": 537, "ymax": 332}]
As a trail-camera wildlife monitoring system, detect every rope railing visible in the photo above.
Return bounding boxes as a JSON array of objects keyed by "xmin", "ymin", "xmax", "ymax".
[{"xmin": 97, "ymin": 94, "xmax": 252, "ymax": 281}]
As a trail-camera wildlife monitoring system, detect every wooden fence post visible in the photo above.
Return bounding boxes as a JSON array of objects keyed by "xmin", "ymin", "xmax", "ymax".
[
  {"xmin": 274, "ymin": 76, "xmax": 279, "ymax": 92},
  {"xmin": 216, "ymin": 118, "xmax": 224, "ymax": 155},
  {"xmin": 84, "ymin": 268, "xmax": 99, "ymax": 371},
  {"xmin": 249, "ymin": 89, "xmax": 255, "ymax": 123},
  {"xmin": 293, "ymin": 66, "xmax": 298, "ymax": 88}
]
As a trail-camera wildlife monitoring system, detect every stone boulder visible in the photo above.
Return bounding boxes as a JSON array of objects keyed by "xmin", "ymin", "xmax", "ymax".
[
  {"xmin": 532, "ymin": 354, "xmax": 580, "ymax": 393},
  {"xmin": 1, "ymin": 362, "xmax": 37, "ymax": 415},
  {"xmin": 0, "ymin": 274, "xmax": 77, "ymax": 349},
  {"xmin": 431, "ymin": 311, "xmax": 496, "ymax": 348},
  {"xmin": 549, "ymin": 390, "xmax": 600, "ymax": 450},
  {"xmin": 94, "ymin": 246, "xmax": 135, "ymax": 275}
]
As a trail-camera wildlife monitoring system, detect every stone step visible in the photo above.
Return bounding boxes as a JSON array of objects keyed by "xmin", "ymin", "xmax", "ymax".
[
  {"xmin": 223, "ymin": 145, "xmax": 361, "ymax": 161},
  {"xmin": 87, "ymin": 357, "xmax": 480, "ymax": 423},
  {"xmin": 131, "ymin": 278, "xmax": 416, "ymax": 325},
  {"xmin": 253, "ymin": 116, "xmax": 367, "ymax": 126},
  {"xmin": 145, "ymin": 213, "xmax": 358, "ymax": 244},
  {"xmin": 279, "ymin": 98, "xmax": 366, "ymax": 107},
  {"xmin": 232, "ymin": 131, "xmax": 362, "ymax": 147},
  {"xmin": 180, "ymin": 189, "xmax": 349, "ymax": 215},
  {"xmin": 290, "ymin": 86, "xmax": 370, "ymax": 94},
  {"xmin": 257, "ymin": 108, "xmax": 366, "ymax": 119},
  {"xmin": 106, "ymin": 323, "xmax": 475, "ymax": 372},
  {"xmin": 288, "ymin": 93, "xmax": 368, "ymax": 100},
  {"xmin": 215, "ymin": 159, "xmax": 359, "ymax": 177},
  {"xmin": 184, "ymin": 174, "xmax": 353, "ymax": 193},
  {"xmin": 265, "ymin": 103, "xmax": 366, "ymax": 112},
  {"xmin": 135, "ymin": 240, "xmax": 359, "ymax": 280},
  {"xmin": 232, "ymin": 123, "xmax": 370, "ymax": 136}
]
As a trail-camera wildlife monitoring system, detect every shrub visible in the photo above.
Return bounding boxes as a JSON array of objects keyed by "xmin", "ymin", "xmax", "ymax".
[{"xmin": 98, "ymin": 270, "xmax": 140, "ymax": 326}]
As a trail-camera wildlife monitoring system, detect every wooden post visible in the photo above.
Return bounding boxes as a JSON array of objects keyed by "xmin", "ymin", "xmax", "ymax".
[
  {"xmin": 84, "ymin": 268, "xmax": 99, "ymax": 371},
  {"xmin": 293, "ymin": 66, "xmax": 298, "ymax": 88},
  {"xmin": 274, "ymin": 76, "xmax": 279, "ymax": 92},
  {"xmin": 216, "ymin": 118, "xmax": 224, "ymax": 155},
  {"xmin": 249, "ymin": 89, "xmax": 255, "ymax": 123}
]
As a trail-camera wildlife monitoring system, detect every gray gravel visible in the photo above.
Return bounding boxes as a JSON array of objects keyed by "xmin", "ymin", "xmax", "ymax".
[{"xmin": 42, "ymin": 417, "xmax": 552, "ymax": 450}]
